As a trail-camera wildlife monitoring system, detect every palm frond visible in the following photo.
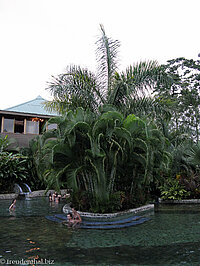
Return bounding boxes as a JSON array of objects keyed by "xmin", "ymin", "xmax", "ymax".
[
  {"xmin": 120, "ymin": 60, "xmax": 170, "ymax": 99},
  {"xmin": 96, "ymin": 24, "xmax": 120, "ymax": 98},
  {"xmin": 187, "ymin": 142, "xmax": 200, "ymax": 166},
  {"xmin": 46, "ymin": 65, "xmax": 101, "ymax": 112}
]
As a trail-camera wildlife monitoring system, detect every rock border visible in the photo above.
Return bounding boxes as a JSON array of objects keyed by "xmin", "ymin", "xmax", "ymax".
[
  {"xmin": 0, "ymin": 193, "xmax": 19, "ymax": 200},
  {"xmin": 26, "ymin": 189, "xmax": 69, "ymax": 198},
  {"xmin": 78, "ymin": 204, "xmax": 154, "ymax": 218}
]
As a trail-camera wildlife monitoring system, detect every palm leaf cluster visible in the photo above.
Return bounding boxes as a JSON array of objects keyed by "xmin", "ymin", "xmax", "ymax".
[
  {"xmin": 45, "ymin": 25, "xmax": 170, "ymax": 117},
  {"xmin": 30, "ymin": 108, "xmax": 170, "ymax": 212}
]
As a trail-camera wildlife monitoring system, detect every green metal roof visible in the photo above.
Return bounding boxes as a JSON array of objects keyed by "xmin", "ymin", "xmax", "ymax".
[{"xmin": 5, "ymin": 95, "xmax": 58, "ymax": 116}]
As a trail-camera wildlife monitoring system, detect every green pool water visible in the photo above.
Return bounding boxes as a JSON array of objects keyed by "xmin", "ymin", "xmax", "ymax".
[{"xmin": 1, "ymin": 198, "xmax": 200, "ymax": 265}]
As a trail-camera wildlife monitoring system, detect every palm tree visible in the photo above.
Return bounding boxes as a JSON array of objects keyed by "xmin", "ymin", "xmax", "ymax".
[
  {"xmin": 32, "ymin": 107, "xmax": 171, "ymax": 212},
  {"xmin": 45, "ymin": 25, "xmax": 170, "ymax": 116},
  {"xmin": 39, "ymin": 108, "xmax": 132, "ymax": 210}
]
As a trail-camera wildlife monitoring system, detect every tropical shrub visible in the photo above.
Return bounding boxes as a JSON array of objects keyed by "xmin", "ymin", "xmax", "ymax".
[
  {"xmin": 159, "ymin": 178, "xmax": 190, "ymax": 200},
  {"xmin": 178, "ymin": 172, "xmax": 200, "ymax": 198},
  {"xmin": 0, "ymin": 135, "xmax": 42, "ymax": 193},
  {"xmin": 0, "ymin": 152, "xmax": 29, "ymax": 193},
  {"xmin": 29, "ymin": 107, "xmax": 171, "ymax": 212},
  {"xmin": 21, "ymin": 142, "xmax": 46, "ymax": 190}
]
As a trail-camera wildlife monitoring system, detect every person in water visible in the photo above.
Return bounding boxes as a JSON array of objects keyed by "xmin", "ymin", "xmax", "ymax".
[
  {"xmin": 55, "ymin": 192, "xmax": 62, "ymax": 203},
  {"xmin": 52, "ymin": 191, "xmax": 57, "ymax": 201},
  {"xmin": 49, "ymin": 193, "xmax": 53, "ymax": 202},
  {"xmin": 9, "ymin": 198, "xmax": 16, "ymax": 211},
  {"xmin": 52, "ymin": 191, "xmax": 62, "ymax": 202},
  {"xmin": 62, "ymin": 193, "xmax": 70, "ymax": 199}
]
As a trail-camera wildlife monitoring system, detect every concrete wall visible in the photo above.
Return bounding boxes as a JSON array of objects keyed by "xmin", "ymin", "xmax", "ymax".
[{"xmin": 0, "ymin": 132, "xmax": 39, "ymax": 148}]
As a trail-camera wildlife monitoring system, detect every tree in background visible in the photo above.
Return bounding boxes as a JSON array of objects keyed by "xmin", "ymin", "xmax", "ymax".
[
  {"xmin": 155, "ymin": 57, "xmax": 200, "ymax": 142},
  {"xmin": 153, "ymin": 58, "xmax": 200, "ymax": 200}
]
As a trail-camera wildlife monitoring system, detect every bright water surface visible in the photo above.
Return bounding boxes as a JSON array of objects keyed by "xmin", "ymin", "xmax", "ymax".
[{"xmin": 0, "ymin": 198, "xmax": 200, "ymax": 265}]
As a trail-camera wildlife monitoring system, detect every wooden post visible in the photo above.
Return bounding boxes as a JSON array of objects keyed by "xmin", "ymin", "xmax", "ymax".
[
  {"xmin": 1, "ymin": 117, "xmax": 4, "ymax": 133},
  {"xmin": 24, "ymin": 119, "xmax": 27, "ymax": 134}
]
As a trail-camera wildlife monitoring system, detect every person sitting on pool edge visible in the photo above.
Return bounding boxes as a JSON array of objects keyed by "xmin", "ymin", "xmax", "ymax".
[
  {"xmin": 63, "ymin": 209, "xmax": 82, "ymax": 228},
  {"xmin": 65, "ymin": 213, "xmax": 79, "ymax": 228},
  {"xmin": 71, "ymin": 207, "xmax": 82, "ymax": 226}
]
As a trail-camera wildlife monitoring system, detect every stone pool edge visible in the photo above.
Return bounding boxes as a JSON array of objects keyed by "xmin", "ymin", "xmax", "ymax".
[
  {"xmin": 158, "ymin": 198, "xmax": 200, "ymax": 204},
  {"xmin": 78, "ymin": 204, "xmax": 154, "ymax": 218},
  {"xmin": 0, "ymin": 189, "xmax": 69, "ymax": 200}
]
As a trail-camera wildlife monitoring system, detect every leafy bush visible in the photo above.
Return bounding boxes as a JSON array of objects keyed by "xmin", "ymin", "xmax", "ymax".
[
  {"xmin": 0, "ymin": 152, "xmax": 29, "ymax": 193},
  {"xmin": 159, "ymin": 178, "xmax": 190, "ymax": 200},
  {"xmin": 93, "ymin": 191, "xmax": 125, "ymax": 213},
  {"xmin": 71, "ymin": 190, "xmax": 125, "ymax": 213},
  {"xmin": 178, "ymin": 172, "xmax": 200, "ymax": 199}
]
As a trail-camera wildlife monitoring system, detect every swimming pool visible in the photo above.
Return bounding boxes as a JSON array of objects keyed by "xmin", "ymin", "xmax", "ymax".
[{"xmin": 1, "ymin": 198, "xmax": 200, "ymax": 265}]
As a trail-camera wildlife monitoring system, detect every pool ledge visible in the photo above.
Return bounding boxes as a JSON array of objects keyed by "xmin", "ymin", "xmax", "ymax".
[
  {"xmin": 0, "ymin": 189, "xmax": 69, "ymax": 200},
  {"xmin": 0, "ymin": 193, "xmax": 19, "ymax": 200},
  {"xmin": 158, "ymin": 198, "xmax": 200, "ymax": 204},
  {"xmin": 78, "ymin": 204, "xmax": 154, "ymax": 218}
]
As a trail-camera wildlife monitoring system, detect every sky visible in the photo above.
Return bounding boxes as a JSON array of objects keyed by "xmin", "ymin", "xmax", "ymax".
[{"xmin": 0, "ymin": 0, "xmax": 199, "ymax": 109}]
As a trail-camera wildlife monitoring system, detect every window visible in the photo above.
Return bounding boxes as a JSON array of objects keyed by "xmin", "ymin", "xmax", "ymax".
[
  {"xmin": 3, "ymin": 118, "xmax": 14, "ymax": 133},
  {"xmin": 26, "ymin": 121, "xmax": 39, "ymax": 134},
  {"xmin": 47, "ymin": 123, "xmax": 57, "ymax": 130}
]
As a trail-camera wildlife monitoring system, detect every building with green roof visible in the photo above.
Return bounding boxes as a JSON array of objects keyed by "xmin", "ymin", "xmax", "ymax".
[
  {"xmin": 0, "ymin": 96, "xmax": 59, "ymax": 147},
  {"xmin": 5, "ymin": 95, "xmax": 58, "ymax": 116}
]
